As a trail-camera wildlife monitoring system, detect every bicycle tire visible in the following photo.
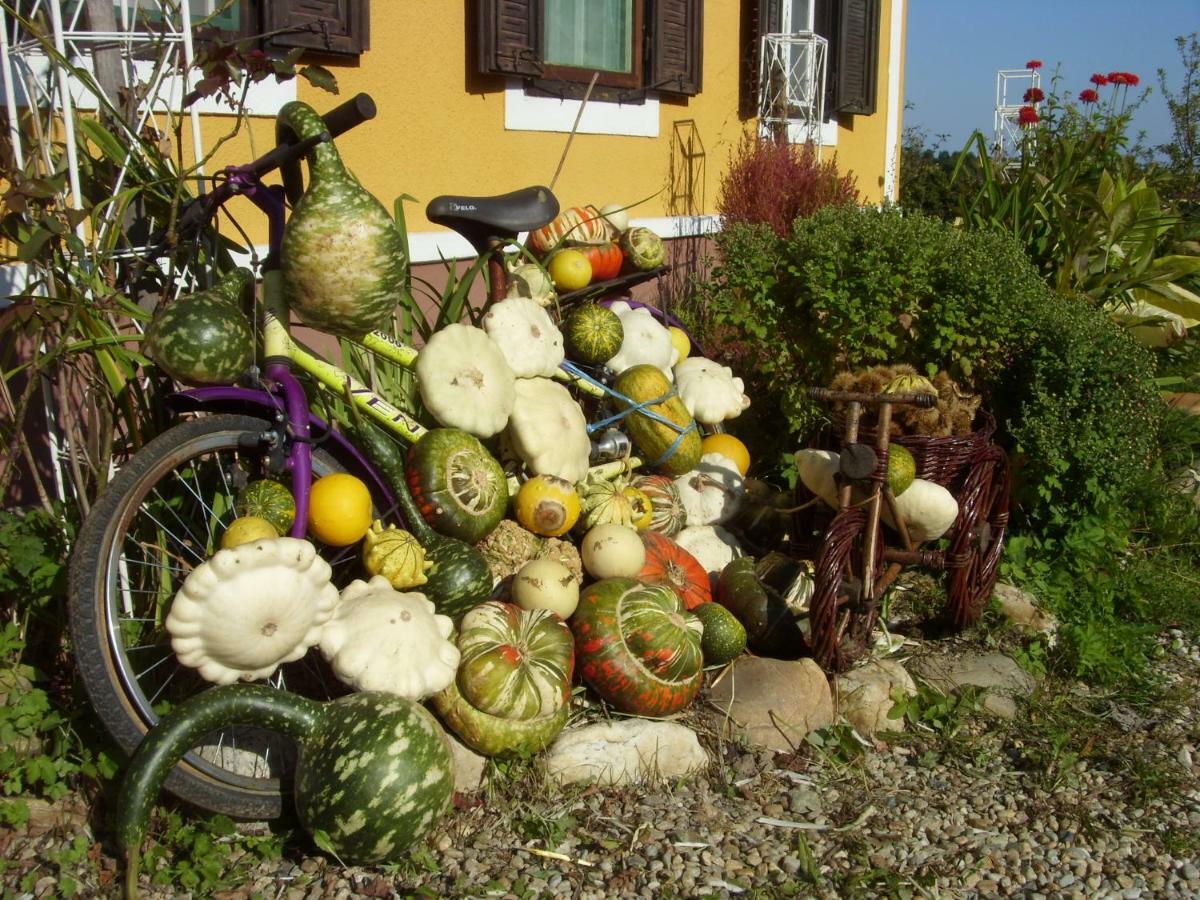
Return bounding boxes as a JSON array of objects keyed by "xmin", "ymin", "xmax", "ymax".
[{"xmin": 68, "ymin": 413, "xmax": 369, "ymax": 818}]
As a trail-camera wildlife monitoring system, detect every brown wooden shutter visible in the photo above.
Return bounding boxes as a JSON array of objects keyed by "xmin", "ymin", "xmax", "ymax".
[
  {"xmin": 831, "ymin": 0, "xmax": 879, "ymax": 114},
  {"xmin": 476, "ymin": 0, "xmax": 543, "ymax": 78},
  {"xmin": 647, "ymin": 0, "xmax": 702, "ymax": 97},
  {"xmin": 741, "ymin": 0, "xmax": 782, "ymax": 118},
  {"xmin": 263, "ymin": 1, "xmax": 369, "ymax": 56}
]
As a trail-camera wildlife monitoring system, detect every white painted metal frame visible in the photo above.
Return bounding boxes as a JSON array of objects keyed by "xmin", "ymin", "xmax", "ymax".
[
  {"xmin": 994, "ymin": 66, "xmax": 1041, "ymax": 165},
  {"xmin": 758, "ymin": 31, "xmax": 828, "ymax": 153}
]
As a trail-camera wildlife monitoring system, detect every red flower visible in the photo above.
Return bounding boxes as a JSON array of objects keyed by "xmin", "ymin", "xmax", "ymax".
[
  {"xmin": 1107, "ymin": 71, "xmax": 1139, "ymax": 86},
  {"xmin": 1124, "ymin": 72, "xmax": 1140, "ymax": 87},
  {"xmin": 1079, "ymin": 88, "xmax": 1100, "ymax": 104},
  {"xmin": 1023, "ymin": 87, "xmax": 1045, "ymax": 103},
  {"xmin": 1017, "ymin": 105, "xmax": 1040, "ymax": 127},
  {"xmin": 1025, "ymin": 59, "xmax": 1043, "ymax": 69},
  {"xmin": 1090, "ymin": 73, "xmax": 1108, "ymax": 86}
]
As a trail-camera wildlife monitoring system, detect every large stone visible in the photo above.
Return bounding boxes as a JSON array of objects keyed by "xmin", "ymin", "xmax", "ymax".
[
  {"xmin": 542, "ymin": 719, "xmax": 708, "ymax": 787},
  {"xmin": 446, "ymin": 734, "xmax": 486, "ymax": 794},
  {"xmin": 834, "ymin": 659, "xmax": 917, "ymax": 735},
  {"xmin": 992, "ymin": 582, "xmax": 1058, "ymax": 641},
  {"xmin": 910, "ymin": 651, "xmax": 1036, "ymax": 719},
  {"xmin": 708, "ymin": 656, "xmax": 834, "ymax": 752}
]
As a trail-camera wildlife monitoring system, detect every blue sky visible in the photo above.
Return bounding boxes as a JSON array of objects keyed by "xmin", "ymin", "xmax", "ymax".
[{"xmin": 904, "ymin": 0, "xmax": 1195, "ymax": 155}]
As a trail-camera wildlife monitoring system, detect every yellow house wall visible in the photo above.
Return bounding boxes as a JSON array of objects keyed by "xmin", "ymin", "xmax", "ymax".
[{"xmin": 193, "ymin": 0, "xmax": 903, "ymax": 243}]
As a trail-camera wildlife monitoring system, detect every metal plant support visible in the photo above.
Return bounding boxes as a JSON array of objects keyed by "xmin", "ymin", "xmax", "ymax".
[
  {"xmin": 993, "ymin": 66, "xmax": 1041, "ymax": 169},
  {"xmin": 757, "ymin": 31, "xmax": 827, "ymax": 152}
]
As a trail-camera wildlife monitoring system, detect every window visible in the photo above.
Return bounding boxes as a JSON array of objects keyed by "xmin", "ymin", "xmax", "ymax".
[
  {"xmin": 744, "ymin": 0, "xmax": 880, "ymax": 121},
  {"xmin": 476, "ymin": 0, "xmax": 702, "ymax": 102},
  {"xmin": 541, "ymin": 0, "xmax": 642, "ymax": 89}
]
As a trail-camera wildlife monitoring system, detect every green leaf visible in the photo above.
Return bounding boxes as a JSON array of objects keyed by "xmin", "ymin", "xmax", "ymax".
[{"xmin": 299, "ymin": 65, "xmax": 339, "ymax": 95}]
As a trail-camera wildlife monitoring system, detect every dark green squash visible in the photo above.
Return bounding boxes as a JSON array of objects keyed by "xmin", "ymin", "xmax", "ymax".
[
  {"xmin": 116, "ymin": 686, "xmax": 453, "ymax": 898},
  {"xmin": 277, "ymin": 101, "xmax": 407, "ymax": 337},
  {"xmin": 355, "ymin": 421, "xmax": 493, "ymax": 620},
  {"xmin": 405, "ymin": 428, "xmax": 507, "ymax": 543},
  {"xmin": 716, "ymin": 556, "xmax": 807, "ymax": 660},
  {"xmin": 144, "ymin": 268, "xmax": 253, "ymax": 385}
]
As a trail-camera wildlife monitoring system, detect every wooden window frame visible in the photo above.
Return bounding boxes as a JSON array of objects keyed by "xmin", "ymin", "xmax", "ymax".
[{"xmin": 538, "ymin": 0, "xmax": 645, "ymax": 91}]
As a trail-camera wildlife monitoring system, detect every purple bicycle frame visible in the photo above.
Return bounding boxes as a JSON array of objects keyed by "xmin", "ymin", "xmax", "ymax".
[{"xmin": 168, "ymin": 166, "xmax": 395, "ymax": 536}]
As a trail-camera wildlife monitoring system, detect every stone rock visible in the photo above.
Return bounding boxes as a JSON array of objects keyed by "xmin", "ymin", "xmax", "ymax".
[
  {"xmin": 911, "ymin": 651, "xmax": 1036, "ymax": 718},
  {"xmin": 19, "ymin": 795, "xmax": 90, "ymax": 837},
  {"xmin": 708, "ymin": 656, "xmax": 833, "ymax": 752},
  {"xmin": 992, "ymin": 582, "xmax": 1059, "ymax": 641},
  {"xmin": 446, "ymin": 734, "xmax": 486, "ymax": 794},
  {"xmin": 834, "ymin": 659, "xmax": 917, "ymax": 735},
  {"xmin": 542, "ymin": 719, "xmax": 708, "ymax": 786}
]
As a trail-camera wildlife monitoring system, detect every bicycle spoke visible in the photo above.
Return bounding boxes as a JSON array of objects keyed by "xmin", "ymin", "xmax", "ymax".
[
  {"xmin": 135, "ymin": 651, "xmax": 176, "ymax": 680},
  {"xmin": 148, "ymin": 663, "xmax": 182, "ymax": 705}
]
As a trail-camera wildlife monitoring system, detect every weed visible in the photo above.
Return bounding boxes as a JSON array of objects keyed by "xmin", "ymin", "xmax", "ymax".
[{"xmin": 804, "ymin": 722, "xmax": 868, "ymax": 768}]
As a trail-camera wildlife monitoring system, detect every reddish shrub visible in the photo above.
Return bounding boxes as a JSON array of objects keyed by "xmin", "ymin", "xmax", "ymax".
[{"xmin": 716, "ymin": 132, "xmax": 859, "ymax": 237}]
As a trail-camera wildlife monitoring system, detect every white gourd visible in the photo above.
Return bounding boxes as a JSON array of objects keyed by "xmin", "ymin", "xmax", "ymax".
[
  {"xmin": 675, "ymin": 452, "xmax": 745, "ymax": 525},
  {"xmin": 675, "ymin": 524, "xmax": 743, "ymax": 585},
  {"xmin": 416, "ymin": 323, "xmax": 516, "ymax": 437},
  {"xmin": 580, "ymin": 524, "xmax": 646, "ymax": 579},
  {"xmin": 319, "ymin": 576, "xmax": 460, "ymax": 700},
  {"xmin": 881, "ymin": 478, "xmax": 960, "ymax": 543},
  {"xmin": 673, "ymin": 357, "xmax": 751, "ymax": 424},
  {"xmin": 165, "ymin": 537, "xmax": 338, "ymax": 685},
  {"xmin": 604, "ymin": 301, "xmax": 677, "ymax": 376},
  {"xmin": 505, "ymin": 377, "xmax": 591, "ymax": 483},
  {"xmin": 482, "ymin": 297, "xmax": 565, "ymax": 378},
  {"xmin": 795, "ymin": 449, "xmax": 841, "ymax": 508}
]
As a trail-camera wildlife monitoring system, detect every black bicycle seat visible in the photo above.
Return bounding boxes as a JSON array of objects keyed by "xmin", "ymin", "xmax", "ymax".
[{"xmin": 426, "ymin": 185, "xmax": 559, "ymax": 253}]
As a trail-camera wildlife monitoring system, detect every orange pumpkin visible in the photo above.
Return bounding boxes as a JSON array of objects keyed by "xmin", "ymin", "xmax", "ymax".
[
  {"xmin": 527, "ymin": 206, "xmax": 611, "ymax": 254},
  {"xmin": 638, "ymin": 531, "xmax": 711, "ymax": 611},
  {"xmin": 581, "ymin": 242, "xmax": 624, "ymax": 283}
]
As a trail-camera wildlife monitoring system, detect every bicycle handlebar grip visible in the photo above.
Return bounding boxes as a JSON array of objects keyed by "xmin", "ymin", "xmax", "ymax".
[
  {"xmin": 321, "ymin": 93, "xmax": 376, "ymax": 138},
  {"xmin": 807, "ymin": 386, "xmax": 939, "ymax": 408}
]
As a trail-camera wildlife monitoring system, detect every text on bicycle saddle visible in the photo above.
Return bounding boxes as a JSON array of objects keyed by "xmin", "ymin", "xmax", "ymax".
[{"xmin": 426, "ymin": 186, "xmax": 560, "ymax": 253}]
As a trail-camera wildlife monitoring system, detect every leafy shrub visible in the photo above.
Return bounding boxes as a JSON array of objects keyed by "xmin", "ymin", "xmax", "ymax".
[
  {"xmin": 690, "ymin": 206, "xmax": 1048, "ymax": 450},
  {"xmin": 716, "ymin": 131, "xmax": 858, "ymax": 237}
]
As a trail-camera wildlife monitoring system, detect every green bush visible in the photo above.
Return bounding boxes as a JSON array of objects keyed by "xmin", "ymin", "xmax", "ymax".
[{"xmin": 995, "ymin": 293, "xmax": 1162, "ymax": 529}]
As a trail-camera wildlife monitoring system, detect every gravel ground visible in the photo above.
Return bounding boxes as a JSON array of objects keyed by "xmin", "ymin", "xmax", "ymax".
[{"xmin": 5, "ymin": 627, "xmax": 1199, "ymax": 899}]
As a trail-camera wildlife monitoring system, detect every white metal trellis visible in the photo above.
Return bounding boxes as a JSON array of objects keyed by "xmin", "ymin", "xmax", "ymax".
[
  {"xmin": 0, "ymin": 0, "xmax": 206, "ymax": 250},
  {"xmin": 994, "ymin": 66, "xmax": 1041, "ymax": 166},
  {"xmin": 758, "ymin": 31, "xmax": 827, "ymax": 152}
]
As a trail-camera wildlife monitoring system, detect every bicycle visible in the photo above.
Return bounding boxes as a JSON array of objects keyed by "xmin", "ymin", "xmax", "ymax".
[
  {"xmin": 68, "ymin": 93, "xmax": 697, "ymax": 818},
  {"xmin": 794, "ymin": 386, "xmax": 1010, "ymax": 673}
]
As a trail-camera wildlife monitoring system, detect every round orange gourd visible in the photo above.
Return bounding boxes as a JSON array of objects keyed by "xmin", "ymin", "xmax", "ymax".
[
  {"xmin": 307, "ymin": 473, "xmax": 373, "ymax": 546},
  {"xmin": 637, "ymin": 531, "xmax": 712, "ymax": 611},
  {"xmin": 700, "ymin": 433, "xmax": 751, "ymax": 476}
]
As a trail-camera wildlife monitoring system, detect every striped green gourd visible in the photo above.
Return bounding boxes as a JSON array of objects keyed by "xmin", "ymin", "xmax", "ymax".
[
  {"xmin": 278, "ymin": 101, "xmax": 406, "ymax": 337},
  {"xmin": 354, "ymin": 418, "xmax": 493, "ymax": 620},
  {"xmin": 405, "ymin": 428, "xmax": 508, "ymax": 543},
  {"xmin": 144, "ymin": 267, "xmax": 253, "ymax": 386},
  {"xmin": 563, "ymin": 303, "xmax": 623, "ymax": 365},
  {"xmin": 116, "ymin": 686, "xmax": 453, "ymax": 896},
  {"xmin": 571, "ymin": 578, "xmax": 703, "ymax": 717},
  {"xmin": 234, "ymin": 479, "xmax": 296, "ymax": 536},
  {"xmin": 433, "ymin": 601, "xmax": 574, "ymax": 756}
]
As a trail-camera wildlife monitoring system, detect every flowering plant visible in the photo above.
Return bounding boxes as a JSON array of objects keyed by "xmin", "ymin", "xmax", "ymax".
[{"xmin": 955, "ymin": 63, "xmax": 1200, "ymax": 333}]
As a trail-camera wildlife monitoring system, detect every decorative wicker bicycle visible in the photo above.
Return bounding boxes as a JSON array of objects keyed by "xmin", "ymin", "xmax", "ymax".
[{"xmin": 793, "ymin": 386, "xmax": 1011, "ymax": 673}]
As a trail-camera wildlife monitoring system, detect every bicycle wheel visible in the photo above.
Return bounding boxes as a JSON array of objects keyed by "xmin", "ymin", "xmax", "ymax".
[
  {"xmin": 69, "ymin": 413, "xmax": 375, "ymax": 818},
  {"xmin": 806, "ymin": 505, "xmax": 886, "ymax": 673},
  {"xmin": 945, "ymin": 445, "xmax": 1010, "ymax": 629}
]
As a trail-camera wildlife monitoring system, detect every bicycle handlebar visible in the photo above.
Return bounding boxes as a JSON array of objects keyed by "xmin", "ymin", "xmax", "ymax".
[
  {"xmin": 249, "ymin": 93, "xmax": 376, "ymax": 178},
  {"xmin": 808, "ymin": 386, "xmax": 938, "ymax": 409}
]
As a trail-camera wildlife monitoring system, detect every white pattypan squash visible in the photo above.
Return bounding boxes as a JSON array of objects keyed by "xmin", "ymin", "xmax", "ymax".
[
  {"xmin": 881, "ymin": 478, "xmax": 960, "ymax": 543},
  {"xmin": 795, "ymin": 449, "xmax": 841, "ymax": 508},
  {"xmin": 482, "ymin": 296, "xmax": 565, "ymax": 378},
  {"xmin": 505, "ymin": 377, "xmax": 591, "ymax": 483},
  {"xmin": 604, "ymin": 300, "xmax": 677, "ymax": 376},
  {"xmin": 165, "ymin": 537, "xmax": 338, "ymax": 685},
  {"xmin": 675, "ymin": 524, "xmax": 743, "ymax": 584},
  {"xmin": 416, "ymin": 323, "xmax": 516, "ymax": 437},
  {"xmin": 319, "ymin": 576, "xmax": 460, "ymax": 700},
  {"xmin": 675, "ymin": 452, "xmax": 745, "ymax": 525},
  {"xmin": 673, "ymin": 357, "xmax": 751, "ymax": 424}
]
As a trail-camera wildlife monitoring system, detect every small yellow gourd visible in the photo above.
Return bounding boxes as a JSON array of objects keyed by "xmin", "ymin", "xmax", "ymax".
[{"xmin": 362, "ymin": 520, "xmax": 431, "ymax": 589}]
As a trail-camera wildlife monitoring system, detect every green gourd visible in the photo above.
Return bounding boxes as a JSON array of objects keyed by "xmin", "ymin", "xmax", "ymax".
[
  {"xmin": 355, "ymin": 420, "xmax": 493, "ymax": 621},
  {"xmin": 277, "ymin": 101, "xmax": 407, "ymax": 337},
  {"xmin": 144, "ymin": 268, "xmax": 253, "ymax": 386}
]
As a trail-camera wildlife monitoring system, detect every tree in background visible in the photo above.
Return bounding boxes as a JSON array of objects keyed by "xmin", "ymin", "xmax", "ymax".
[
  {"xmin": 898, "ymin": 122, "xmax": 981, "ymax": 219},
  {"xmin": 1157, "ymin": 33, "xmax": 1200, "ymax": 213}
]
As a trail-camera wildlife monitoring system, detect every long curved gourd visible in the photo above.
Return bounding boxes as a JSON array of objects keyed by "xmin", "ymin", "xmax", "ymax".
[
  {"xmin": 277, "ymin": 101, "xmax": 406, "ymax": 336},
  {"xmin": 116, "ymin": 686, "xmax": 453, "ymax": 899}
]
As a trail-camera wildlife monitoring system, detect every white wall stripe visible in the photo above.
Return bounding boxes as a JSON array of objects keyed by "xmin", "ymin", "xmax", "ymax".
[{"xmin": 883, "ymin": 0, "xmax": 906, "ymax": 203}]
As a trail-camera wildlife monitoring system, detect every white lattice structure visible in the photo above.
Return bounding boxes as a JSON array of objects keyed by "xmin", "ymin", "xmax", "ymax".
[
  {"xmin": 758, "ymin": 31, "xmax": 827, "ymax": 151},
  {"xmin": 0, "ymin": 0, "xmax": 207, "ymax": 249},
  {"xmin": 994, "ymin": 66, "xmax": 1041, "ymax": 164}
]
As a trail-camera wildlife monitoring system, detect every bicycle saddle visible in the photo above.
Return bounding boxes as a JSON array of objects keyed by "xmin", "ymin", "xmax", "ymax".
[{"xmin": 426, "ymin": 185, "xmax": 559, "ymax": 253}]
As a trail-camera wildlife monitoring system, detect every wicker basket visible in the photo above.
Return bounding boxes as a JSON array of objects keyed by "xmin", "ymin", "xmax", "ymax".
[{"xmin": 860, "ymin": 410, "xmax": 996, "ymax": 489}]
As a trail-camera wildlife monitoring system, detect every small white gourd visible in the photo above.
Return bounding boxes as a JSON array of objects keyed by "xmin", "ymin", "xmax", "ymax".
[
  {"xmin": 416, "ymin": 323, "xmax": 516, "ymax": 437},
  {"xmin": 674, "ymin": 524, "xmax": 743, "ymax": 585},
  {"xmin": 165, "ymin": 537, "xmax": 338, "ymax": 685},
  {"xmin": 881, "ymin": 478, "xmax": 960, "ymax": 543},
  {"xmin": 482, "ymin": 297, "xmax": 565, "ymax": 378},
  {"xmin": 319, "ymin": 576, "xmax": 460, "ymax": 700},
  {"xmin": 505, "ymin": 377, "xmax": 591, "ymax": 483},
  {"xmin": 581, "ymin": 524, "xmax": 646, "ymax": 579},
  {"xmin": 795, "ymin": 449, "xmax": 841, "ymax": 508},
  {"xmin": 604, "ymin": 300, "xmax": 677, "ymax": 376},
  {"xmin": 673, "ymin": 357, "xmax": 751, "ymax": 424},
  {"xmin": 675, "ymin": 452, "xmax": 745, "ymax": 525},
  {"xmin": 512, "ymin": 559, "xmax": 580, "ymax": 619}
]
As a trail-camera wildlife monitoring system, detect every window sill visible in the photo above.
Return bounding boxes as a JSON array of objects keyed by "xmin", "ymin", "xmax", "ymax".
[
  {"xmin": 760, "ymin": 118, "xmax": 839, "ymax": 147},
  {"xmin": 504, "ymin": 78, "xmax": 659, "ymax": 138}
]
